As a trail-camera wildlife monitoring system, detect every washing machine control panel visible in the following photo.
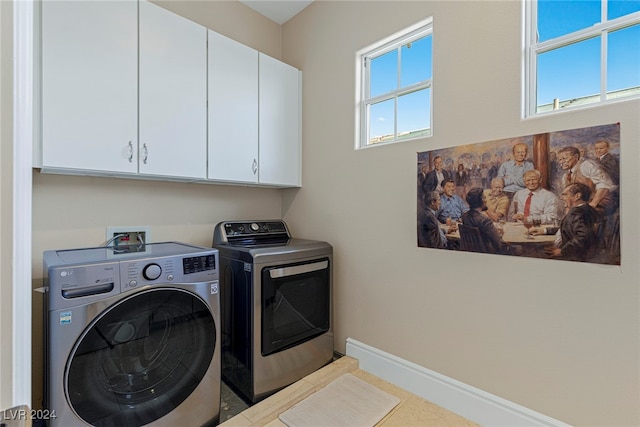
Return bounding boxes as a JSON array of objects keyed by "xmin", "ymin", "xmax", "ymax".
[
  {"xmin": 182, "ymin": 254, "xmax": 216, "ymax": 274},
  {"xmin": 45, "ymin": 244, "xmax": 219, "ymax": 310},
  {"xmin": 122, "ymin": 258, "xmax": 174, "ymax": 289},
  {"xmin": 121, "ymin": 253, "xmax": 217, "ymax": 291}
]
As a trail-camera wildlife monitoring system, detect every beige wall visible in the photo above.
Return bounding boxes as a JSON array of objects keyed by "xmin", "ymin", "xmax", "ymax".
[
  {"xmin": 281, "ymin": 1, "xmax": 639, "ymax": 426},
  {"xmin": 16, "ymin": 0, "xmax": 640, "ymax": 425},
  {"xmin": 152, "ymin": 0, "xmax": 283, "ymax": 59}
]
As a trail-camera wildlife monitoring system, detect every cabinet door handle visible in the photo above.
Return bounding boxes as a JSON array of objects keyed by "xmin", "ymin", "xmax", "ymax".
[
  {"xmin": 128, "ymin": 141, "xmax": 134, "ymax": 163},
  {"xmin": 143, "ymin": 143, "xmax": 149, "ymax": 164},
  {"xmin": 252, "ymin": 158, "xmax": 258, "ymax": 174}
]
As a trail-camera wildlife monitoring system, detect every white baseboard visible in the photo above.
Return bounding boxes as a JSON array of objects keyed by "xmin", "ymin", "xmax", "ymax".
[{"xmin": 345, "ymin": 338, "xmax": 571, "ymax": 427}]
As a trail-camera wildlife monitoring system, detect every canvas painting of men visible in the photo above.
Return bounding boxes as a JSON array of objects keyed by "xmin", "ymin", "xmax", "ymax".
[{"xmin": 417, "ymin": 123, "xmax": 620, "ymax": 265}]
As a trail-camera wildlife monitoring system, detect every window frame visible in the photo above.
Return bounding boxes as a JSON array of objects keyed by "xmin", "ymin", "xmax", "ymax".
[
  {"xmin": 356, "ymin": 18, "xmax": 433, "ymax": 149},
  {"xmin": 523, "ymin": 0, "xmax": 640, "ymax": 118}
]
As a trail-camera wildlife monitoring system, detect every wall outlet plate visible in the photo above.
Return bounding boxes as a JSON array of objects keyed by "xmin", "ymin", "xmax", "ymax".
[{"xmin": 106, "ymin": 226, "xmax": 152, "ymax": 247}]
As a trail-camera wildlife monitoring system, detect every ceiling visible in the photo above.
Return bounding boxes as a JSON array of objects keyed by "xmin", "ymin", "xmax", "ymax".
[{"xmin": 239, "ymin": 0, "xmax": 314, "ymax": 24}]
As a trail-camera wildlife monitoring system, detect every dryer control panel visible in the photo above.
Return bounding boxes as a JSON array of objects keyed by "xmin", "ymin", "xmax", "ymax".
[{"xmin": 213, "ymin": 220, "xmax": 290, "ymax": 246}]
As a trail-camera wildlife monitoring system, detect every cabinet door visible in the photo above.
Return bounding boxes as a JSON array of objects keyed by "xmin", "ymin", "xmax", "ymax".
[
  {"xmin": 208, "ymin": 31, "xmax": 259, "ymax": 183},
  {"xmin": 258, "ymin": 54, "xmax": 302, "ymax": 187},
  {"xmin": 139, "ymin": 0, "xmax": 207, "ymax": 179},
  {"xmin": 41, "ymin": 0, "xmax": 138, "ymax": 173}
]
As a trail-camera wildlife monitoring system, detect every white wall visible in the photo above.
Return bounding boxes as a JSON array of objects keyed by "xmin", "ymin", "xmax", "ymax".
[
  {"xmin": 281, "ymin": 1, "xmax": 640, "ymax": 426},
  {"xmin": 0, "ymin": 0, "xmax": 14, "ymax": 411}
]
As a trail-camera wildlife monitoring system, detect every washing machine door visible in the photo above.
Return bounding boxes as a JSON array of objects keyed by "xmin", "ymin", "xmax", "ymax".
[{"xmin": 65, "ymin": 288, "xmax": 216, "ymax": 426}]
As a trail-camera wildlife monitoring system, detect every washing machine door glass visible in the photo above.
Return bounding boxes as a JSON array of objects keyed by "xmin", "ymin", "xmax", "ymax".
[{"xmin": 66, "ymin": 288, "xmax": 216, "ymax": 426}]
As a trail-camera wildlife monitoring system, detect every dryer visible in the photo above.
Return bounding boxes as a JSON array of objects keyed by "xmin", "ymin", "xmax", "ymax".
[
  {"xmin": 213, "ymin": 220, "xmax": 333, "ymax": 403},
  {"xmin": 44, "ymin": 242, "xmax": 220, "ymax": 426}
]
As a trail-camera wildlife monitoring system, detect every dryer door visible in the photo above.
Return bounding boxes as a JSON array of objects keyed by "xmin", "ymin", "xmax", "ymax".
[
  {"xmin": 261, "ymin": 258, "xmax": 330, "ymax": 356},
  {"xmin": 65, "ymin": 288, "xmax": 216, "ymax": 426}
]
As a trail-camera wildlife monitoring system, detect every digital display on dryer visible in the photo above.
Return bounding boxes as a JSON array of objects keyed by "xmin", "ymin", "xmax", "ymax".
[{"xmin": 183, "ymin": 255, "xmax": 216, "ymax": 274}]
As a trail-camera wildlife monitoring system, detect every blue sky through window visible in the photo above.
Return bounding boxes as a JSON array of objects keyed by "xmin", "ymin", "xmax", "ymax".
[
  {"xmin": 536, "ymin": 0, "xmax": 640, "ymax": 106},
  {"xmin": 608, "ymin": 24, "xmax": 640, "ymax": 91},
  {"xmin": 369, "ymin": 34, "xmax": 432, "ymax": 142},
  {"xmin": 538, "ymin": 37, "xmax": 602, "ymax": 104}
]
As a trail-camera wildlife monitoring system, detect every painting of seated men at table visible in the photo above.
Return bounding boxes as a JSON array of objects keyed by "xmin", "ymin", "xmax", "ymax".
[{"xmin": 417, "ymin": 123, "xmax": 620, "ymax": 265}]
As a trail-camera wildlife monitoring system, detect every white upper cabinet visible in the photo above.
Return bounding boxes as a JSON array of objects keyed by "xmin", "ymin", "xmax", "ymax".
[
  {"xmin": 208, "ymin": 34, "xmax": 302, "ymax": 187},
  {"xmin": 208, "ymin": 31, "xmax": 259, "ymax": 183},
  {"xmin": 259, "ymin": 54, "xmax": 302, "ymax": 187},
  {"xmin": 139, "ymin": 1, "xmax": 207, "ymax": 179},
  {"xmin": 40, "ymin": 0, "xmax": 138, "ymax": 173},
  {"xmin": 39, "ymin": 1, "xmax": 301, "ymax": 187}
]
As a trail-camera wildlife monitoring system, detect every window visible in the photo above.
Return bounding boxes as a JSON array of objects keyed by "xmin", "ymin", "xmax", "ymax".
[
  {"xmin": 524, "ymin": 0, "xmax": 640, "ymax": 116},
  {"xmin": 356, "ymin": 19, "xmax": 433, "ymax": 148}
]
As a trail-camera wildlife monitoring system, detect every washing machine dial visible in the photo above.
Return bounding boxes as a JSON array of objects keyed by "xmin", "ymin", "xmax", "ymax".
[
  {"xmin": 143, "ymin": 263, "xmax": 162, "ymax": 280},
  {"xmin": 250, "ymin": 222, "xmax": 260, "ymax": 232}
]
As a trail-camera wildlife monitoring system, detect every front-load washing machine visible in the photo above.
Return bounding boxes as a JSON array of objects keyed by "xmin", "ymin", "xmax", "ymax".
[{"xmin": 44, "ymin": 242, "xmax": 220, "ymax": 426}]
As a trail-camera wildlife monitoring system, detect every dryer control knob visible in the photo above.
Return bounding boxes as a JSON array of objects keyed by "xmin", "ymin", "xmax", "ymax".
[
  {"xmin": 250, "ymin": 222, "xmax": 260, "ymax": 232},
  {"xmin": 143, "ymin": 263, "xmax": 162, "ymax": 280}
]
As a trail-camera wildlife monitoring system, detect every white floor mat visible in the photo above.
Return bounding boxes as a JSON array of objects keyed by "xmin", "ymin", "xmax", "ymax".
[{"xmin": 278, "ymin": 373, "xmax": 401, "ymax": 427}]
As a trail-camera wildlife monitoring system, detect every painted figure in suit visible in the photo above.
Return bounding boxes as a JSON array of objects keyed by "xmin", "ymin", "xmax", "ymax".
[
  {"xmin": 422, "ymin": 155, "xmax": 452, "ymax": 195},
  {"xmin": 454, "ymin": 163, "xmax": 469, "ymax": 198},
  {"xmin": 418, "ymin": 164, "xmax": 428, "ymax": 186},
  {"xmin": 594, "ymin": 140, "xmax": 619, "ymax": 185},
  {"xmin": 461, "ymin": 187, "xmax": 507, "ymax": 254},
  {"xmin": 417, "ymin": 164, "xmax": 429, "ymax": 207},
  {"xmin": 418, "ymin": 191, "xmax": 454, "ymax": 249},
  {"xmin": 536, "ymin": 183, "xmax": 600, "ymax": 262}
]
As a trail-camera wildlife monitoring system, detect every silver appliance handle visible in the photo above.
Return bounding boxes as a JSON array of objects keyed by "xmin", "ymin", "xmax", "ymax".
[{"xmin": 269, "ymin": 260, "xmax": 328, "ymax": 279}]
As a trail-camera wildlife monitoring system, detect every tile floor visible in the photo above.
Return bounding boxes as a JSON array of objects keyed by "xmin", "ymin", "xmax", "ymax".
[
  {"xmin": 219, "ymin": 382, "xmax": 250, "ymax": 423},
  {"xmin": 218, "ymin": 356, "xmax": 479, "ymax": 427}
]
